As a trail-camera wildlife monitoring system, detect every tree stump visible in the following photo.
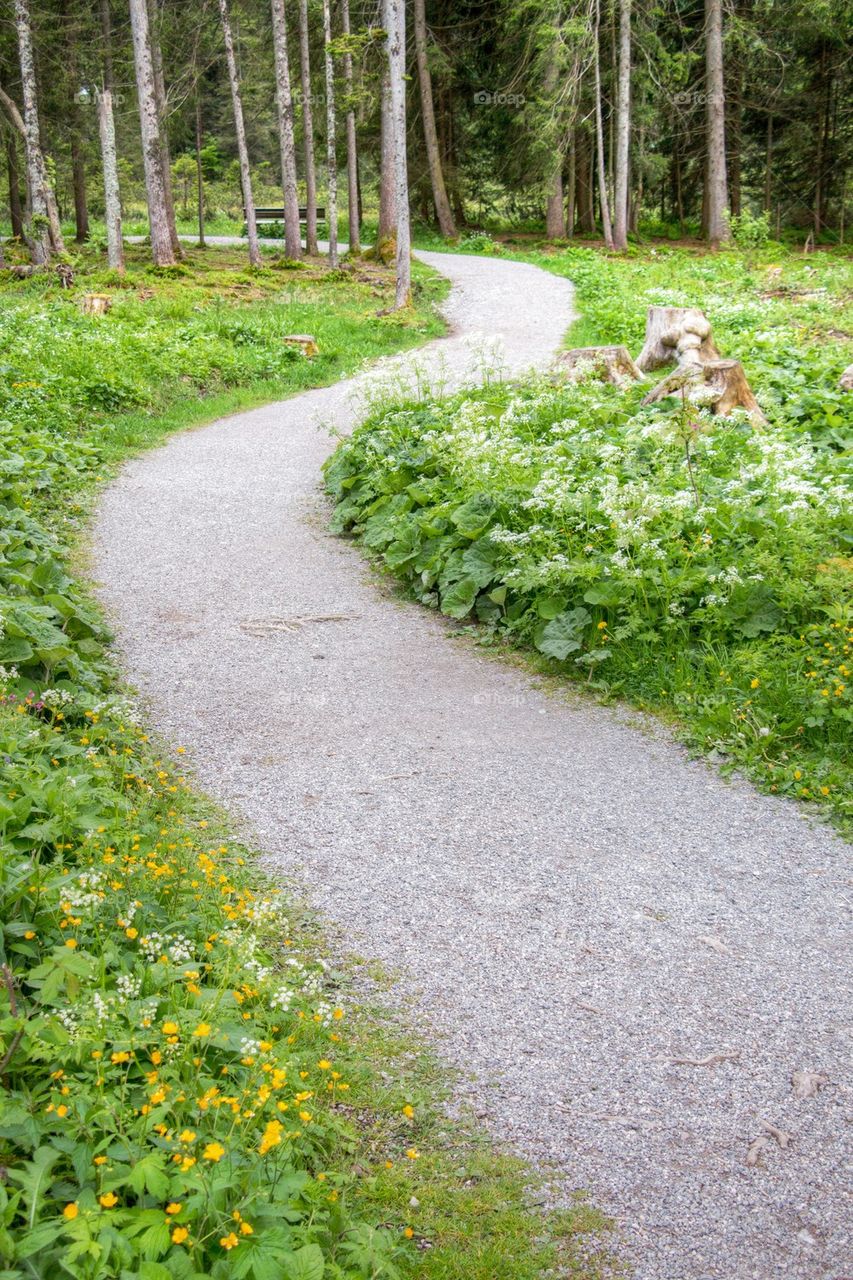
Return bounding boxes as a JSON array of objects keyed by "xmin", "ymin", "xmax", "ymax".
[
  {"xmin": 283, "ymin": 334, "xmax": 318, "ymax": 357},
  {"xmin": 82, "ymin": 293, "xmax": 112, "ymax": 316},
  {"xmin": 636, "ymin": 306, "xmax": 720, "ymax": 372},
  {"xmin": 556, "ymin": 345, "xmax": 641, "ymax": 386},
  {"xmin": 839, "ymin": 363, "xmax": 853, "ymax": 391},
  {"xmin": 642, "ymin": 358, "xmax": 766, "ymax": 424}
]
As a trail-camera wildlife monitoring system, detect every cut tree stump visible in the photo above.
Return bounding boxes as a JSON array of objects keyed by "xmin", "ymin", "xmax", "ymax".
[
  {"xmin": 839, "ymin": 363, "xmax": 853, "ymax": 391},
  {"xmin": 636, "ymin": 306, "xmax": 720, "ymax": 372},
  {"xmin": 283, "ymin": 334, "xmax": 318, "ymax": 357},
  {"xmin": 642, "ymin": 358, "xmax": 767, "ymax": 424},
  {"xmin": 557, "ymin": 345, "xmax": 641, "ymax": 385},
  {"xmin": 82, "ymin": 293, "xmax": 112, "ymax": 316}
]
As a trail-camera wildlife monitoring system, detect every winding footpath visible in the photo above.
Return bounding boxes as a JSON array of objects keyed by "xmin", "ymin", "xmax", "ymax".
[{"xmin": 94, "ymin": 250, "xmax": 851, "ymax": 1280}]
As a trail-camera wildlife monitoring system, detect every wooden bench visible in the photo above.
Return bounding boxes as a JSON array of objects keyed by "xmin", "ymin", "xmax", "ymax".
[{"xmin": 249, "ymin": 207, "xmax": 326, "ymax": 225}]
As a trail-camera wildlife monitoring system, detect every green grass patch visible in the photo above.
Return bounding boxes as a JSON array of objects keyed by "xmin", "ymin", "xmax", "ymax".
[
  {"xmin": 324, "ymin": 243, "xmax": 852, "ymax": 833},
  {"xmin": 0, "ymin": 246, "xmax": 616, "ymax": 1276}
]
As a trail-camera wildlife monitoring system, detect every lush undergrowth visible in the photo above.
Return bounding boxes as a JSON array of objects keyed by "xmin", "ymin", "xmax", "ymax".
[
  {"xmin": 325, "ymin": 243, "xmax": 852, "ymax": 832},
  {"xmin": 0, "ymin": 246, "xmax": 615, "ymax": 1278}
]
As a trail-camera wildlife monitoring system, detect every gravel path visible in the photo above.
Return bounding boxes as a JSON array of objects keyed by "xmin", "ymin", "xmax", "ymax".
[{"xmin": 94, "ymin": 249, "xmax": 851, "ymax": 1280}]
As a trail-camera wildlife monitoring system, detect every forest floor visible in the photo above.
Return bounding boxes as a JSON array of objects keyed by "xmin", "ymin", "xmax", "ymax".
[{"xmin": 91, "ymin": 244, "xmax": 850, "ymax": 1280}]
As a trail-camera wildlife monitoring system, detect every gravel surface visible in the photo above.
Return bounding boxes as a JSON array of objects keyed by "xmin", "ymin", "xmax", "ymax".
[{"xmin": 94, "ymin": 249, "xmax": 851, "ymax": 1280}]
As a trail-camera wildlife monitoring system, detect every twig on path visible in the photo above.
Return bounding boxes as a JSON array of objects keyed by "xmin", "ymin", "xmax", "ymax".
[
  {"xmin": 666, "ymin": 1049, "xmax": 740, "ymax": 1067},
  {"xmin": 760, "ymin": 1120, "xmax": 792, "ymax": 1148}
]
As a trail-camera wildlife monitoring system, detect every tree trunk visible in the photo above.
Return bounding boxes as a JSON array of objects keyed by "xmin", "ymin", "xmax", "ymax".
[
  {"xmin": 377, "ymin": 60, "xmax": 396, "ymax": 245},
  {"xmin": 297, "ymin": 0, "xmax": 319, "ymax": 254},
  {"xmin": 727, "ymin": 62, "xmax": 741, "ymax": 218},
  {"xmin": 13, "ymin": 0, "xmax": 63, "ymax": 262},
  {"xmin": 763, "ymin": 112, "xmax": 773, "ymax": 213},
  {"xmin": 218, "ymin": 0, "xmax": 260, "ymax": 266},
  {"xmin": 100, "ymin": 0, "xmax": 114, "ymax": 91},
  {"xmin": 593, "ymin": 0, "xmax": 614, "ymax": 250},
  {"xmin": 129, "ymin": 0, "xmax": 175, "ymax": 265},
  {"xmin": 341, "ymin": 0, "xmax": 361, "ymax": 252},
  {"xmin": 63, "ymin": 2, "xmax": 89, "ymax": 243},
  {"xmin": 576, "ymin": 128, "xmax": 594, "ymax": 233},
  {"xmin": 413, "ymin": 0, "xmax": 455, "ymax": 238},
  {"xmin": 271, "ymin": 0, "xmax": 303, "ymax": 259},
  {"xmin": 384, "ymin": 0, "xmax": 410, "ymax": 307},
  {"xmin": 97, "ymin": 87, "xmax": 124, "ymax": 272},
  {"xmin": 322, "ymin": 0, "xmax": 338, "ymax": 267},
  {"xmin": 612, "ymin": 0, "xmax": 630, "ymax": 250},
  {"xmin": 148, "ymin": 0, "xmax": 181, "ymax": 257},
  {"xmin": 566, "ymin": 133, "xmax": 576, "ymax": 236},
  {"xmin": 545, "ymin": 164, "xmax": 565, "ymax": 238},
  {"xmin": 6, "ymin": 134, "xmax": 23, "ymax": 239},
  {"xmin": 704, "ymin": 0, "xmax": 730, "ymax": 248},
  {"xmin": 195, "ymin": 92, "xmax": 205, "ymax": 247}
]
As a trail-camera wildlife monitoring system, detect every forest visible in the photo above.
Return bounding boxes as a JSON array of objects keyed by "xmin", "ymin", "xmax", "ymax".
[{"xmin": 0, "ymin": 0, "xmax": 849, "ymax": 269}]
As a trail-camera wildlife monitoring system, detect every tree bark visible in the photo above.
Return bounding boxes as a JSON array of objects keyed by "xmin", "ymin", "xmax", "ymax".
[
  {"xmin": 297, "ymin": 0, "xmax": 319, "ymax": 254},
  {"xmin": 271, "ymin": 0, "xmax": 303, "ymax": 259},
  {"xmin": 545, "ymin": 165, "xmax": 565, "ymax": 238},
  {"xmin": 704, "ymin": 0, "xmax": 730, "ymax": 248},
  {"xmin": 377, "ymin": 60, "xmax": 396, "ymax": 245},
  {"xmin": 763, "ymin": 112, "xmax": 773, "ymax": 213},
  {"xmin": 413, "ymin": 0, "xmax": 455, "ymax": 238},
  {"xmin": 100, "ymin": 0, "xmax": 114, "ymax": 91},
  {"xmin": 218, "ymin": 0, "xmax": 260, "ymax": 266},
  {"xmin": 147, "ymin": 0, "xmax": 181, "ymax": 257},
  {"xmin": 97, "ymin": 87, "xmax": 124, "ymax": 271},
  {"xmin": 566, "ymin": 133, "xmax": 576, "ymax": 236},
  {"xmin": 6, "ymin": 134, "xmax": 24, "ymax": 239},
  {"xmin": 63, "ymin": 1, "xmax": 89, "ymax": 243},
  {"xmin": 612, "ymin": 0, "xmax": 630, "ymax": 250},
  {"xmin": 322, "ymin": 0, "xmax": 338, "ymax": 268},
  {"xmin": 195, "ymin": 93, "xmax": 205, "ymax": 247},
  {"xmin": 13, "ymin": 0, "xmax": 63, "ymax": 262},
  {"xmin": 384, "ymin": 0, "xmax": 410, "ymax": 307},
  {"xmin": 593, "ymin": 0, "xmax": 614, "ymax": 250},
  {"xmin": 340, "ymin": 0, "xmax": 361, "ymax": 252},
  {"xmin": 129, "ymin": 0, "xmax": 175, "ymax": 265}
]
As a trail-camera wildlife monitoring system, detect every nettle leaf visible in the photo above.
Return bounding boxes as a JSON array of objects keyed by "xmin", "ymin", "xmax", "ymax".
[
  {"xmin": 450, "ymin": 493, "xmax": 495, "ymax": 539},
  {"xmin": 537, "ymin": 606, "xmax": 591, "ymax": 661},
  {"xmin": 440, "ymin": 575, "xmax": 479, "ymax": 619}
]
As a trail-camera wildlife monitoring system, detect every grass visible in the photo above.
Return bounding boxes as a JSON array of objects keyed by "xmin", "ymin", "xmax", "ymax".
[
  {"xmin": 0, "ymin": 242, "xmax": 617, "ymax": 1278},
  {"xmin": 323, "ymin": 238, "xmax": 852, "ymax": 833}
]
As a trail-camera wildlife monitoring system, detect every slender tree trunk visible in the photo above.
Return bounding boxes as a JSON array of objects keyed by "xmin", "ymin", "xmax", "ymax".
[
  {"xmin": 6, "ymin": 134, "xmax": 24, "ymax": 239},
  {"xmin": 98, "ymin": 87, "xmax": 124, "ymax": 271},
  {"xmin": 195, "ymin": 93, "xmax": 206, "ymax": 246},
  {"xmin": 341, "ymin": 0, "xmax": 361, "ymax": 251},
  {"xmin": 704, "ymin": 0, "xmax": 730, "ymax": 248},
  {"xmin": 218, "ymin": 0, "xmax": 260, "ymax": 266},
  {"xmin": 593, "ymin": 0, "xmax": 614, "ymax": 250},
  {"xmin": 63, "ymin": 2, "xmax": 89, "ymax": 243},
  {"xmin": 322, "ymin": 0, "xmax": 338, "ymax": 267},
  {"xmin": 576, "ymin": 128, "xmax": 594, "ymax": 232},
  {"xmin": 612, "ymin": 0, "xmax": 630, "ymax": 249},
  {"xmin": 271, "ymin": 0, "xmax": 303, "ymax": 258},
  {"xmin": 13, "ymin": 0, "xmax": 62, "ymax": 262},
  {"xmin": 545, "ymin": 165, "xmax": 565, "ymax": 237},
  {"xmin": 566, "ymin": 133, "xmax": 576, "ymax": 235},
  {"xmin": 764, "ymin": 112, "xmax": 773, "ymax": 213},
  {"xmin": 100, "ymin": 0, "xmax": 114, "ymax": 91},
  {"xmin": 377, "ymin": 62, "xmax": 396, "ymax": 244},
  {"xmin": 148, "ymin": 0, "xmax": 181, "ymax": 256},
  {"xmin": 727, "ymin": 54, "xmax": 742, "ymax": 218},
  {"xmin": 297, "ymin": 0, "xmax": 319, "ymax": 254},
  {"xmin": 413, "ymin": 0, "xmax": 455, "ymax": 238},
  {"xmin": 384, "ymin": 0, "xmax": 410, "ymax": 307},
  {"xmin": 129, "ymin": 0, "xmax": 174, "ymax": 264}
]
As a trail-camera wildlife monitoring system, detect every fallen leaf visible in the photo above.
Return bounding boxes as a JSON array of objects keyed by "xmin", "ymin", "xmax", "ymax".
[
  {"xmin": 746, "ymin": 1135, "xmax": 770, "ymax": 1167},
  {"xmin": 791, "ymin": 1070, "xmax": 829, "ymax": 1099},
  {"xmin": 698, "ymin": 934, "xmax": 733, "ymax": 957},
  {"xmin": 761, "ymin": 1120, "xmax": 791, "ymax": 1148}
]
